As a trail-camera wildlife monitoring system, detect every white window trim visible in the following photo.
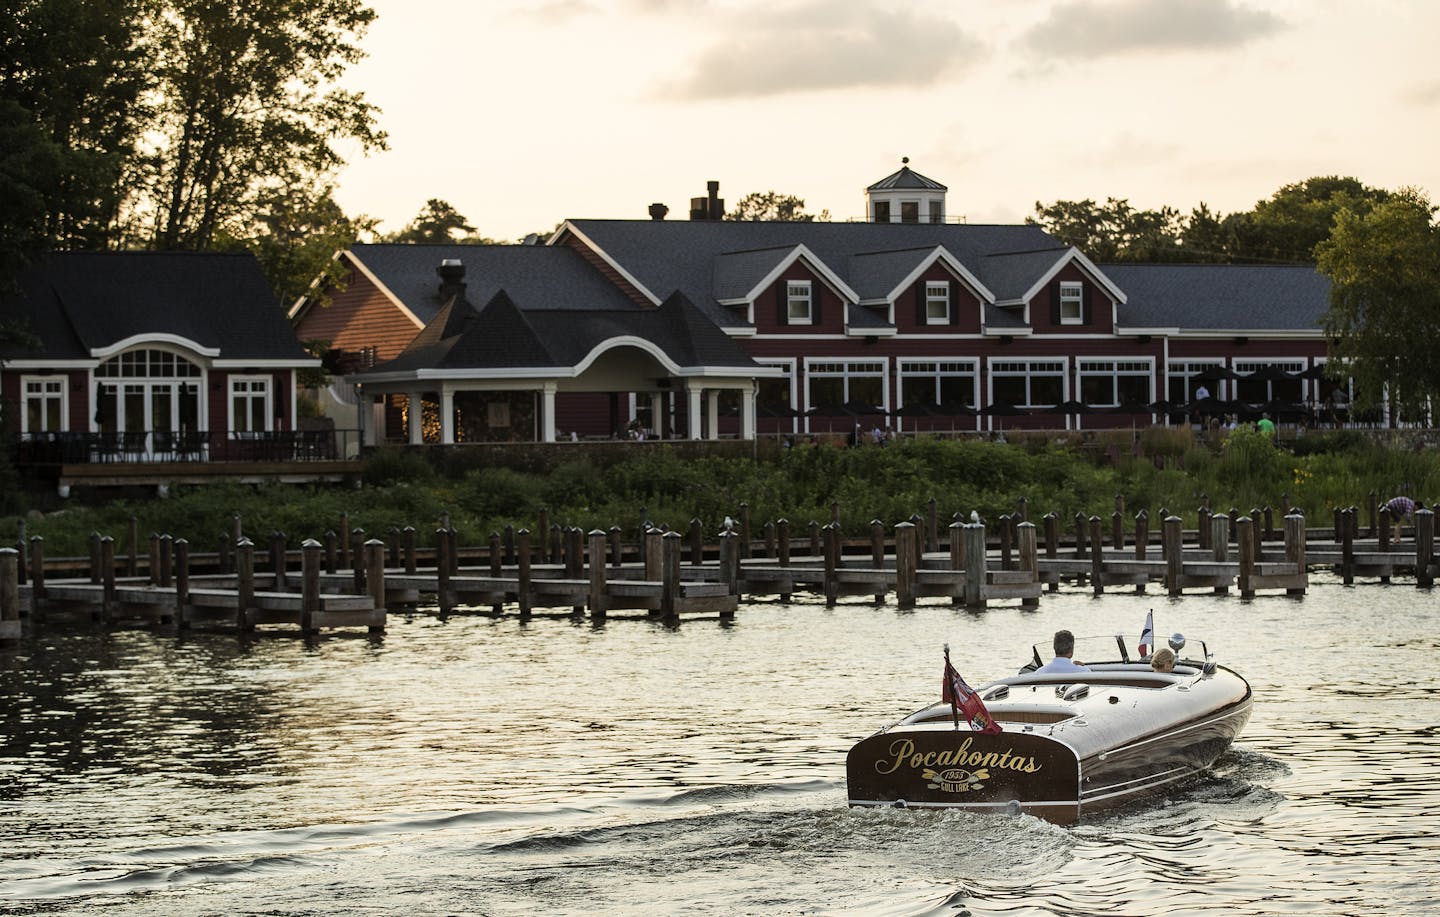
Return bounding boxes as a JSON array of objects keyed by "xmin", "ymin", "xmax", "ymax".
[
  {"xmin": 787, "ymin": 280, "xmax": 813, "ymax": 325},
  {"xmin": 21, "ymin": 376, "xmax": 68, "ymax": 434},
  {"xmin": 898, "ymin": 358, "xmax": 978, "ymax": 406},
  {"xmin": 1059, "ymin": 281, "xmax": 1084, "ymax": 325},
  {"xmin": 802, "ymin": 358, "xmax": 888, "ymax": 417},
  {"xmin": 988, "ymin": 358, "xmax": 1068, "ymax": 408},
  {"xmin": 1076, "ymin": 357, "xmax": 1155, "ymax": 407},
  {"xmin": 228, "ymin": 374, "xmax": 273, "ymax": 435},
  {"xmin": 925, "ymin": 282, "xmax": 950, "ymax": 325}
]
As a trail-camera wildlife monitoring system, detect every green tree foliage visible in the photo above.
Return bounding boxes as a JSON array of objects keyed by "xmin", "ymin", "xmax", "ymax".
[
  {"xmin": 0, "ymin": 0, "xmax": 149, "ymax": 280},
  {"xmin": 1028, "ymin": 197, "xmax": 1188, "ymax": 261},
  {"xmin": 726, "ymin": 191, "xmax": 831, "ymax": 222},
  {"xmin": 1316, "ymin": 188, "xmax": 1440, "ymax": 419},
  {"xmin": 217, "ymin": 185, "xmax": 376, "ymax": 307},
  {"xmin": 1227, "ymin": 176, "xmax": 1390, "ymax": 264},
  {"xmin": 1031, "ymin": 176, "xmax": 1394, "ymax": 265},
  {"xmin": 384, "ymin": 198, "xmax": 489, "ymax": 244},
  {"xmin": 142, "ymin": 0, "xmax": 386, "ymax": 251}
]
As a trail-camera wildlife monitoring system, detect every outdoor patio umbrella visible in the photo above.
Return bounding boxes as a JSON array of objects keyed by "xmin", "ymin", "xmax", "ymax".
[
  {"xmin": 1195, "ymin": 365, "xmax": 1240, "ymax": 382},
  {"xmin": 1298, "ymin": 364, "xmax": 1329, "ymax": 380},
  {"xmin": 980, "ymin": 400, "xmax": 1026, "ymax": 432},
  {"xmin": 1050, "ymin": 399, "xmax": 1094, "ymax": 415},
  {"xmin": 1243, "ymin": 365, "xmax": 1300, "ymax": 382}
]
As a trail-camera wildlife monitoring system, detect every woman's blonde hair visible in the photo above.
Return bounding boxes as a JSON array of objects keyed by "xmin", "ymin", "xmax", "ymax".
[{"xmin": 1151, "ymin": 646, "xmax": 1176, "ymax": 671}]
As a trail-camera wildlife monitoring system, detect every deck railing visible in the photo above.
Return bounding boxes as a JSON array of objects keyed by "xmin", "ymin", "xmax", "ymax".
[{"xmin": 12, "ymin": 429, "xmax": 363, "ymax": 465}]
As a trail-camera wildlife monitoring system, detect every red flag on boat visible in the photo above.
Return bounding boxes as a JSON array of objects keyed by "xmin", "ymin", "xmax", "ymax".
[
  {"xmin": 942, "ymin": 654, "xmax": 1003, "ymax": 735},
  {"xmin": 1138, "ymin": 611, "xmax": 1154, "ymax": 658}
]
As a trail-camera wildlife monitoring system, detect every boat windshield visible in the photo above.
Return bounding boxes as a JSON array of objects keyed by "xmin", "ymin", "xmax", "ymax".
[
  {"xmin": 1026, "ymin": 634, "xmax": 1132, "ymax": 668},
  {"xmin": 1024, "ymin": 633, "xmax": 1210, "ymax": 670}
]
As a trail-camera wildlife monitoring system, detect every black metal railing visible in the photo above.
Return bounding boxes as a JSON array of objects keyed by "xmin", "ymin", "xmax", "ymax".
[{"xmin": 11, "ymin": 429, "xmax": 363, "ymax": 465}]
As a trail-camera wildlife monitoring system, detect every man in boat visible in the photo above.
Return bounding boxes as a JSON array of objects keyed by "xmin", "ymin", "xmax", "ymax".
[{"xmin": 1035, "ymin": 630, "xmax": 1090, "ymax": 674}]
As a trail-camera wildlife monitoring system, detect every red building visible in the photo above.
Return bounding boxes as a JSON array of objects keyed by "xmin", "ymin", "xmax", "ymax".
[{"xmin": 291, "ymin": 164, "xmax": 1335, "ymax": 444}]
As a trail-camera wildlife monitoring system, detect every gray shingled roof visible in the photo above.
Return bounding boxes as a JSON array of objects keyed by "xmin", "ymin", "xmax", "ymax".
[
  {"xmin": 712, "ymin": 247, "xmax": 793, "ymax": 302},
  {"xmin": 867, "ymin": 164, "xmax": 947, "ymax": 192},
  {"xmin": 345, "ymin": 243, "xmax": 643, "ymax": 327},
  {"xmin": 1102, "ymin": 264, "xmax": 1331, "ymax": 331},
  {"xmin": 978, "ymin": 248, "xmax": 1073, "ymax": 302},
  {"xmin": 363, "ymin": 289, "xmax": 760, "ymax": 378},
  {"xmin": 565, "ymin": 220, "xmax": 1059, "ymax": 328},
  {"xmin": 0, "ymin": 251, "xmax": 310, "ymax": 362}
]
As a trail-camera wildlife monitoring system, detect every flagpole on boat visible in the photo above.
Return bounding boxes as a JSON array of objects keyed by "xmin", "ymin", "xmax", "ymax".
[{"xmin": 943, "ymin": 644, "xmax": 960, "ymax": 732}]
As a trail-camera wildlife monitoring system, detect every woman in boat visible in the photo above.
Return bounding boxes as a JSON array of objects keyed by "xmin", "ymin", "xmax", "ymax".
[{"xmin": 1151, "ymin": 647, "xmax": 1176, "ymax": 673}]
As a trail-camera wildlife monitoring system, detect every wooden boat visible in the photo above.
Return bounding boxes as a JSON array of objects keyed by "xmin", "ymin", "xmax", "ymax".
[{"xmin": 846, "ymin": 634, "xmax": 1253, "ymax": 824}]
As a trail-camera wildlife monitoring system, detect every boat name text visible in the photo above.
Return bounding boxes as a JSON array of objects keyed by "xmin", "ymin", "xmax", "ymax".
[{"xmin": 874, "ymin": 736, "xmax": 1042, "ymax": 776}]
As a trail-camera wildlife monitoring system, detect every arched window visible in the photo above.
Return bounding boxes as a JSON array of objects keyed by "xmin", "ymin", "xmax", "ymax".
[{"xmin": 93, "ymin": 348, "xmax": 204, "ymax": 449}]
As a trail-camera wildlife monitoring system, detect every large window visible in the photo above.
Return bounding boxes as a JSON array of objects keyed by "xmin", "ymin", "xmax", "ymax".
[
  {"xmin": 1078, "ymin": 359, "xmax": 1152, "ymax": 407},
  {"xmin": 786, "ymin": 281, "xmax": 813, "ymax": 324},
  {"xmin": 230, "ymin": 376, "xmax": 272, "ymax": 434},
  {"xmin": 925, "ymin": 282, "xmax": 950, "ymax": 324},
  {"xmin": 757, "ymin": 360, "xmax": 797, "ymax": 430},
  {"xmin": 806, "ymin": 360, "xmax": 885, "ymax": 411},
  {"xmin": 872, "ymin": 201, "xmax": 891, "ymax": 223},
  {"xmin": 94, "ymin": 348, "xmax": 203, "ymax": 444},
  {"xmin": 1168, "ymin": 360, "xmax": 1225, "ymax": 401},
  {"xmin": 1059, "ymin": 282, "xmax": 1084, "ymax": 324},
  {"xmin": 899, "ymin": 359, "xmax": 977, "ymax": 409},
  {"xmin": 1235, "ymin": 359, "xmax": 1304, "ymax": 403},
  {"xmin": 22, "ymin": 377, "xmax": 66, "ymax": 433},
  {"xmin": 991, "ymin": 359, "xmax": 1065, "ymax": 408}
]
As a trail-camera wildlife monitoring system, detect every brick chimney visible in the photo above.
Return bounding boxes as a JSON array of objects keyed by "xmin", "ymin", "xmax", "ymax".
[
  {"xmin": 689, "ymin": 180, "xmax": 724, "ymax": 220},
  {"xmin": 436, "ymin": 258, "xmax": 465, "ymax": 301}
]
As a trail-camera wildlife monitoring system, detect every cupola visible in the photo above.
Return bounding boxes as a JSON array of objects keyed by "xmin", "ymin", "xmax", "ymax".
[{"xmin": 866, "ymin": 158, "xmax": 947, "ymax": 224}]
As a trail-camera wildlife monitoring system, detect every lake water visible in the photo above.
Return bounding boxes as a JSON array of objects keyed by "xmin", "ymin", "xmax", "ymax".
[{"xmin": 2, "ymin": 575, "xmax": 1437, "ymax": 916}]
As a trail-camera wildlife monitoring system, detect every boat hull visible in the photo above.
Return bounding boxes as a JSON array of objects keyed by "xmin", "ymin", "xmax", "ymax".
[
  {"xmin": 847, "ymin": 664, "xmax": 1253, "ymax": 825},
  {"xmin": 846, "ymin": 729, "xmax": 1083, "ymax": 824}
]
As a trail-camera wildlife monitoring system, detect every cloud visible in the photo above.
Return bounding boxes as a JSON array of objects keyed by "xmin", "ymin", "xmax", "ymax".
[
  {"xmin": 1402, "ymin": 80, "xmax": 1440, "ymax": 107},
  {"xmin": 662, "ymin": 3, "xmax": 982, "ymax": 99},
  {"xmin": 1022, "ymin": 0, "xmax": 1287, "ymax": 60}
]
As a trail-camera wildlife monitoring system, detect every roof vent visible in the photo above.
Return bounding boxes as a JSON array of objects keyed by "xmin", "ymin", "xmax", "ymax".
[
  {"xmin": 436, "ymin": 259, "xmax": 465, "ymax": 298},
  {"xmin": 648, "ymin": 202, "xmax": 669, "ymax": 221}
]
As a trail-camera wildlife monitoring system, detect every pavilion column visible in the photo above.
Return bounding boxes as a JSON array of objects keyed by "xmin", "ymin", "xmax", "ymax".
[
  {"xmin": 741, "ymin": 386, "xmax": 756, "ymax": 440},
  {"xmin": 687, "ymin": 382, "xmax": 703, "ymax": 440},
  {"xmin": 439, "ymin": 388, "xmax": 455, "ymax": 444},
  {"xmin": 649, "ymin": 392, "xmax": 664, "ymax": 438},
  {"xmin": 541, "ymin": 383, "xmax": 557, "ymax": 443},
  {"xmin": 407, "ymin": 391, "xmax": 423, "ymax": 445},
  {"xmin": 705, "ymin": 390, "xmax": 719, "ymax": 441}
]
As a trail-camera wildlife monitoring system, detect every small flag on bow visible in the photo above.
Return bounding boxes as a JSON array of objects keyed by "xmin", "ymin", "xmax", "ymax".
[
  {"xmin": 1138, "ymin": 610, "xmax": 1154, "ymax": 658},
  {"xmin": 942, "ymin": 647, "xmax": 1002, "ymax": 735}
]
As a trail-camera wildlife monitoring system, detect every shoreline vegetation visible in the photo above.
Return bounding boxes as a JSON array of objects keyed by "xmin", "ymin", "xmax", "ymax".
[{"xmin": 5, "ymin": 427, "xmax": 1438, "ymax": 559}]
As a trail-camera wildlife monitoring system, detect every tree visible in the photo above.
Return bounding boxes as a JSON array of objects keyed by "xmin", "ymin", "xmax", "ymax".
[
  {"xmin": 385, "ymin": 198, "xmax": 488, "ymax": 244},
  {"xmin": 1317, "ymin": 188, "xmax": 1440, "ymax": 420},
  {"xmin": 142, "ymin": 0, "xmax": 386, "ymax": 251},
  {"xmin": 1028, "ymin": 197, "xmax": 1185, "ymax": 261},
  {"xmin": 1227, "ymin": 176, "xmax": 1389, "ymax": 264},
  {"xmin": 0, "ymin": 0, "xmax": 149, "ymax": 263},
  {"xmin": 726, "ymin": 191, "xmax": 830, "ymax": 222},
  {"xmin": 218, "ymin": 185, "xmax": 376, "ymax": 307}
]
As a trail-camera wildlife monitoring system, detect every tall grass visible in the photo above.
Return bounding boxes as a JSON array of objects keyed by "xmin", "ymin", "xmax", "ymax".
[{"xmin": 6, "ymin": 434, "xmax": 1437, "ymax": 557}]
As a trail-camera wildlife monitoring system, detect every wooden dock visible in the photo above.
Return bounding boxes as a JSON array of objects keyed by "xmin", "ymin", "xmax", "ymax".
[{"xmin": 3, "ymin": 500, "xmax": 1437, "ymax": 643}]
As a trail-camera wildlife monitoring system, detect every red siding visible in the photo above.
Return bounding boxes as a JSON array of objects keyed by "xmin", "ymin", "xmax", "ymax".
[
  {"xmin": 894, "ymin": 264, "xmax": 984, "ymax": 335},
  {"xmin": 558, "ymin": 233, "xmax": 654, "ymax": 307},
  {"xmin": 1029, "ymin": 262, "xmax": 1116, "ymax": 335},
  {"xmin": 293, "ymin": 261, "xmax": 423, "ymax": 364},
  {"xmin": 752, "ymin": 262, "xmax": 847, "ymax": 335}
]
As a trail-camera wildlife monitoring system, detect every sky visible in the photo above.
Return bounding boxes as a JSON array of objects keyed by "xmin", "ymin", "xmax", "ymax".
[{"xmin": 330, "ymin": 0, "xmax": 1440, "ymax": 242}]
